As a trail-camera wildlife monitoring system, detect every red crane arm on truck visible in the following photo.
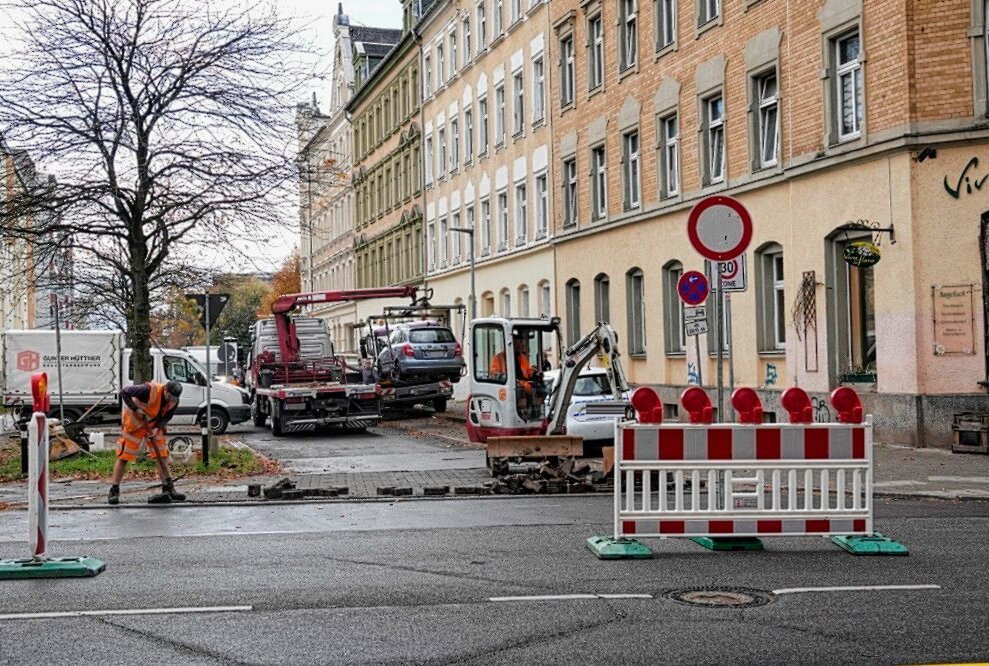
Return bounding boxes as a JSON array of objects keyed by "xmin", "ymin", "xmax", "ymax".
[{"xmin": 271, "ymin": 287, "xmax": 419, "ymax": 363}]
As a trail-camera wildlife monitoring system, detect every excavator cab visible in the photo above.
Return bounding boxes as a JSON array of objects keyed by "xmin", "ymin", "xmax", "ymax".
[{"xmin": 467, "ymin": 317, "xmax": 560, "ymax": 443}]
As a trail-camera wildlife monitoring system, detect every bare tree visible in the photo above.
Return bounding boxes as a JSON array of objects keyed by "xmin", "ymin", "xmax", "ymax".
[{"xmin": 0, "ymin": 0, "xmax": 307, "ymax": 380}]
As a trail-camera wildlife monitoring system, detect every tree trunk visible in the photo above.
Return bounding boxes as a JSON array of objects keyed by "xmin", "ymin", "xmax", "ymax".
[{"xmin": 129, "ymin": 252, "xmax": 154, "ymax": 383}]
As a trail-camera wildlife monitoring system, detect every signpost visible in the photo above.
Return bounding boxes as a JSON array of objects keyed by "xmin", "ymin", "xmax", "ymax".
[
  {"xmin": 687, "ymin": 195, "xmax": 753, "ymax": 421},
  {"xmin": 185, "ymin": 293, "xmax": 230, "ymax": 466},
  {"xmin": 716, "ymin": 255, "xmax": 747, "ymax": 292},
  {"xmin": 678, "ymin": 272, "xmax": 710, "ymax": 387}
]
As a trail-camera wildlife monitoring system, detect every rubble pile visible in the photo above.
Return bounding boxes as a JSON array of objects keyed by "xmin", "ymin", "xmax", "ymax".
[{"xmin": 487, "ymin": 458, "xmax": 611, "ymax": 495}]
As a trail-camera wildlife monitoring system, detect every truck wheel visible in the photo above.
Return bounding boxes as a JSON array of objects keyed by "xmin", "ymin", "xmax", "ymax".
[
  {"xmin": 251, "ymin": 398, "xmax": 267, "ymax": 427},
  {"xmin": 433, "ymin": 398, "xmax": 448, "ymax": 413},
  {"xmin": 199, "ymin": 409, "xmax": 229, "ymax": 435},
  {"xmin": 271, "ymin": 411, "xmax": 285, "ymax": 437}
]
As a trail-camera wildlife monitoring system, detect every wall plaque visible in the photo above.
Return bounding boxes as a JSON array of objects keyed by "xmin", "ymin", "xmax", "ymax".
[{"xmin": 932, "ymin": 284, "xmax": 975, "ymax": 355}]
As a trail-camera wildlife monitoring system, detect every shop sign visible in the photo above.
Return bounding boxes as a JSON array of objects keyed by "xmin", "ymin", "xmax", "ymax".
[
  {"xmin": 843, "ymin": 241, "xmax": 882, "ymax": 267},
  {"xmin": 932, "ymin": 285, "xmax": 975, "ymax": 356}
]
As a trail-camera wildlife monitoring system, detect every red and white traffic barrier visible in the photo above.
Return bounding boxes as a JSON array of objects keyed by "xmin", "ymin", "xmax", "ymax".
[
  {"xmin": 27, "ymin": 373, "xmax": 51, "ymax": 560},
  {"xmin": 613, "ymin": 385, "xmax": 873, "ymax": 541}
]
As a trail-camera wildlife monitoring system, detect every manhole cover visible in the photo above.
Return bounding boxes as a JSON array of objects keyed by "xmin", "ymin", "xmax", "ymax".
[{"xmin": 662, "ymin": 586, "xmax": 775, "ymax": 608}]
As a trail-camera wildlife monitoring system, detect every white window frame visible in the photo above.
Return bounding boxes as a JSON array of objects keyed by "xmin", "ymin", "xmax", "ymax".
[
  {"xmin": 620, "ymin": 0, "xmax": 638, "ymax": 71},
  {"xmin": 519, "ymin": 285, "xmax": 530, "ymax": 317},
  {"xmin": 437, "ymin": 45, "xmax": 445, "ymax": 85},
  {"xmin": 452, "ymin": 211, "xmax": 462, "ymax": 264},
  {"xmin": 756, "ymin": 70, "xmax": 779, "ymax": 168},
  {"xmin": 563, "ymin": 157, "xmax": 578, "ymax": 226},
  {"xmin": 480, "ymin": 198, "xmax": 492, "ymax": 253},
  {"xmin": 589, "ymin": 14, "xmax": 604, "ymax": 89},
  {"xmin": 626, "ymin": 268, "xmax": 646, "ymax": 355},
  {"xmin": 438, "ymin": 126, "xmax": 447, "ymax": 176},
  {"xmin": 699, "ymin": 0, "xmax": 719, "ymax": 26},
  {"xmin": 477, "ymin": 1, "xmax": 487, "ymax": 50},
  {"xmin": 835, "ymin": 31, "xmax": 863, "ymax": 142},
  {"xmin": 705, "ymin": 94, "xmax": 725, "ymax": 184},
  {"xmin": 656, "ymin": 0, "xmax": 676, "ymax": 51},
  {"xmin": 497, "ymin": 190, "xmax": 509, "ymax": 249},
  {"xmin": 449, "ymin": 31, "xmax": 457, "ymax": 79},
  {"xmin": 440, "ymin": 216, "xmax": 449, "ymax": 267},
  {"xmin": 515, "ymin": 181, "xmax": 527, "ymax": 244},
  {"xmin": 663, "ymin": 263, "xmax": 686, "ymax": 354},
  {"xmin": 623, "ymin": 129, "xmax": 640, "ymax": 210},
  {"xmin": 532, "ymin": 57, "xmax": 545, "ymax": 123},
  {"xmin": 427, "ymin": 220, "xmax": 436, "ymax": 270},
  {"xmin": 479, "ymin": 96, "xmax": 489, "ymax": 153},
  {"xmin": 540, "ymin": 281, "xmax": 552, "ymax": 316},
  {"xmin": 424, "ymin": 56, "xmax": 432, "ymax": 97},
  {"xmin": 466, "ymin": 205, "xmax": 476, "ymax": 259},
  {"xmin": 535, "ymin": 172, "xmax": 548, "ymax": 238},
  {"xmin": 494, "ymin": 0, "xmax": 504, "ymax": 35},
  {"xmin": 424, "ymin": 134, "xmax": 434, "ymax": 184},
  {"xmin": 511, "ymin": 0, "xmax": 522, "ymax": 23},
  {"xmin": 661, "ymin": 113, "xmax": 679, "ymax": 197},
  {"xmin": 465, "ymin": 108, "xmax": 474, "ymax": 161},
  {"xmin": 591, "ymin": 144, "xmax": 607, "ymax": 219},
  {"xmin": 450, "ymin": 118, "xmax": 460, "ymax": 170},
  {"xmin": 561, "ymin": 35, "xmax": 575, "ymax": 106},
  {"xmin": 513, "ymin": 71, "xmax": 525, "ymax": 135},
  {"xmin": 495, "ymin": 84, "xmax": 506, "ymax": 145},
  {"xmin": 463, "ymin": 17, "xmax": 472, "ymax": 66}
]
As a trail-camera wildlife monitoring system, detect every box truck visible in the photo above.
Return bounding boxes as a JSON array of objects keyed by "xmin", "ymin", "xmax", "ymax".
[{"xmin": 1, "ymin": 330, "xmax": 250, "ymax": 433}]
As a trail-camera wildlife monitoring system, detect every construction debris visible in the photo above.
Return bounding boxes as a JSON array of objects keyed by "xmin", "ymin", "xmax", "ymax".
[{"xmin": 487, "ymin": 457, "xmax": 612, "ymax": 495}]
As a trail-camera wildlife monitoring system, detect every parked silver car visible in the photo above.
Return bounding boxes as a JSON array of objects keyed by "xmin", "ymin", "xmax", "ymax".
[{"xmin": 377, "ymin": 322, "xmax": 465, "ymax": 384}]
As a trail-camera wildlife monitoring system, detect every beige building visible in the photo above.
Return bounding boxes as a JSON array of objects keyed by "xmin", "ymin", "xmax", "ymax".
[
  {"xmin": 1, "ymin": 150, "xmax": 35, "ymax": 331},
  {"xmin": 296, "ymin": 8, "xmax": 400, "ymax": 352},
  {"xmin": 346, "ymin": 0, "xmax": 429, "ymax": 326},
  {"xmin": 545, "ymin": 0, "xmax": 988, "ymax": 445},
  {"xmin": 418, "ymin": 0, "xmax": 556, "ymax": 337}
]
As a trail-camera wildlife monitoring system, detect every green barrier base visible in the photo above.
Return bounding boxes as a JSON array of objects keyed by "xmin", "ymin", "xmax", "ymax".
[
  {"xmin": 831, "ymin": 533, "xmax": 909, "ymax": 556},
  {"xmin": 586, "ymin": 536, "xmax": 653, "ymax": 559},
  {"xmin": 0, "ymin": 557, "xmax": 106, "ymax": 580},
  {"xmin": 690, "ymin": 536, "xmax": 764, "ymax": 551}
]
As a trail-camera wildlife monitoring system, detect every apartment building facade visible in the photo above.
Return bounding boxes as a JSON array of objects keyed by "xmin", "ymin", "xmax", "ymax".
[
  {"xmin": 347, "ymin": 0, "xmax": 430, "ymax": 324},
  {"xmin": 1, "ymin": 150, "xmax": 35, "ymax": 331},
  {"xmin": 296, "ymin": 8, "xmax": 398, "ymax": 352},
  {"xmin": 418, "ymin": 0, "xmax": 556, "ymax": 330},
  {"xmin": 545, "ymin": 0, "xmax": 989, "ymax": 445}
]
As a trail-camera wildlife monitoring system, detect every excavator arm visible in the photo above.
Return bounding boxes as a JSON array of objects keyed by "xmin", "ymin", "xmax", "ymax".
[
  {"xmin": 271, "ymin": 287, "xmax": 420, "ymax": 362},
  {"xmin": 544, "ymin": 323, "xmax": 629, "ymax": 435}
]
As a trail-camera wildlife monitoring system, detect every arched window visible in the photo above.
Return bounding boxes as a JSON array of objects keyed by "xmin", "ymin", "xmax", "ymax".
[
  {"xmin": 662, "ymin": 260, "xmax": 685, "ymax": 354},
  {"xmin": 755, "ymin": 242, "xmax": 786, "ymax": 351},
  {"xmin": 517, "ymin": 284, "xmax": 530, "ymax": 317},
  {"xmin": 593, "ymin": 273, "xmax": 610, "ymax": 324},
  {"xmin": 538, "ymin": 279, "xmax": 552, "ymax": 316},
  {"xmin": 626, "ymin": 267, "xmax": 646, "ymax": 355},
  {"xmin": 500, "ymin": 287, "xmax": 511, "ymax": 317},
  {"xmin": 565, "ymin": 279, "xmax": 581, "ymax": 345}
]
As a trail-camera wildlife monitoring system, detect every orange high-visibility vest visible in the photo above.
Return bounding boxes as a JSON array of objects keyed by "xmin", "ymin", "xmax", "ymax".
[{"xmin": 119, "ymin": 383, "xmax": 172, "ymax": 446}]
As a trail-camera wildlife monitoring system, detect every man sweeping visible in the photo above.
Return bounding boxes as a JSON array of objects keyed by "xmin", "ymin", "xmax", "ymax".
[{"xmin": 107, "ymin": 381, "xmax": 187, "ymax": 505}]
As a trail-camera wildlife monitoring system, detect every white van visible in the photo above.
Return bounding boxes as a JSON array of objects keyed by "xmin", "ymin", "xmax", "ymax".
[
  {"xmin": 1, "ymin": 330, "xmax": 250, "ymax": 434},
  {"xmin": 122, "ymin": 348, "xmax": 250, "ymax": 434}
]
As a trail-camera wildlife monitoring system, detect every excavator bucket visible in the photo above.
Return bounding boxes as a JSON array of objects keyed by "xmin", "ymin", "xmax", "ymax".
[{"xmin": 486, "ymin": 436, "xmax": 583, "ymax": 475}]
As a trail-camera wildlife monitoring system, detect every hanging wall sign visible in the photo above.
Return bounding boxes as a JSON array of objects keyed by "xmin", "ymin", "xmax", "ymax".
[
  {"xmin": 843, "ymin": 241, "xmax": 882, "ymax": 267},
  {"xmin": 932, "ymin": 285, "xmax": 975, "ymax": 356}
]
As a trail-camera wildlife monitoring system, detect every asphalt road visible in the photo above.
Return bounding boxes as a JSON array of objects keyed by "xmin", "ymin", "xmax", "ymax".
[{"xmin": 0, "ymin": 495, "xmax": 986, "ymax": 665}]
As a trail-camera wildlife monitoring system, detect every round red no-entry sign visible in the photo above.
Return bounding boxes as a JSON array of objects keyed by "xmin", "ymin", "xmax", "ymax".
[
  {"xmin": 687, "ymin": 195, "xmax": 753, "ymax": 261},
  {"xmin": 677, "ymin": 271, "xmax": 709, "ymax": 306}
]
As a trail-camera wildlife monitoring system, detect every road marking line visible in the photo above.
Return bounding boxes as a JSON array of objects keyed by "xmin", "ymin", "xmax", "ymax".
[
  {"xmin": 488, "ymin": 593, "xmax": 653, "ymax": 602},
  {"xmin": 0, "ymin": 605, "xmax": 253, "ymax": 621},
  {"xmin": 772, "ymin": 585, "xmax": 940, "ymax": 596}
]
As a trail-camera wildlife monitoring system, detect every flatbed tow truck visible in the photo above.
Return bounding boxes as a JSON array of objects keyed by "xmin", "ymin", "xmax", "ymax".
[
  {"xmin": 360, "ymin": 301, "xmax": 467, "ymax": 413},
  {"xmin": 248, "ymin": 287, "xmax": 419, "ymax": 436}
]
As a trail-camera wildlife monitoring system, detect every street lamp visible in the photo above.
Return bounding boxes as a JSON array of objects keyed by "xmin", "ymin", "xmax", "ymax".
[{"xmin": 448, "ymin": 226, "xmax": 476, "ymax": 320}]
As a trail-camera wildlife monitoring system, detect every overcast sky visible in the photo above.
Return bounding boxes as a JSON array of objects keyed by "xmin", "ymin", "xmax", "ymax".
[{"xmin": 0, "ymin": 0, "xmax": 404, "ymax": 274}]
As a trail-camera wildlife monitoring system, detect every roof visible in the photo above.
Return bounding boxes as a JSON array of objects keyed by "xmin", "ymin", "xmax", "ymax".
[
  {"xmin": 364, "ymin": 43, "xmax": 395, "ymax": 60},
  {"xmin": 350, "ymin": 26, "xmax": 401, "ymax": 48}
]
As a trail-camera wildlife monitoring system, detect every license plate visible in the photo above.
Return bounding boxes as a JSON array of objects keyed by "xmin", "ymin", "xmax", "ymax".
[{"xmin": 426, "ymin": 350, "xmax": 446, "ymax": 358}]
